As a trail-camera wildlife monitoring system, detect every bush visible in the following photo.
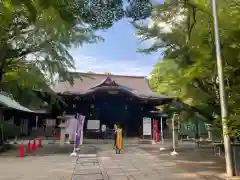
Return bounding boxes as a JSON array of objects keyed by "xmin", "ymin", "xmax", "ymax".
[{"xmin": 0, "ymin": 121, "xmax": 20, "ymax": 139}]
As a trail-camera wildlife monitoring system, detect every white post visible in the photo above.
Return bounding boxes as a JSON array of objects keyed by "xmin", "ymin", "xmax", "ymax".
[
  {"xmin": 160, "ymin": 116, "xmax": 164, "ymax": 144},
  {"xmin": 35, "ymin": 116, "xmax": 38, "ymax": 129},
  {"xmin": 170, "ymin": 113, "xmax": 178, "ymax": 155},
  {"xmin": 142, "ymin": 117, "xmax": 144, "ymax": 139},
  {"xmin": 151, "ymin": 118, "xmax": 153, "ymax": 140},
  {"xmin": 159, "ymin": 116, "xmax": 166, "ymax": 151},
  {"xmin": 211, "ymin": 0, "xmax": 233, "ymax": 176}
]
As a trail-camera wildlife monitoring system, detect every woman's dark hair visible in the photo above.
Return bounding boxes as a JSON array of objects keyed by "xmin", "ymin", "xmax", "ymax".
[{"xmin": 116, "ymin": 123, "xmax": 122, "ymax": 129}]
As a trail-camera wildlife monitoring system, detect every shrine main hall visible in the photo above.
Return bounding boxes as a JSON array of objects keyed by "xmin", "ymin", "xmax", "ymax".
[{"xmin": 49, "ymin": 72, "xmax": 174, "ymax": 137}]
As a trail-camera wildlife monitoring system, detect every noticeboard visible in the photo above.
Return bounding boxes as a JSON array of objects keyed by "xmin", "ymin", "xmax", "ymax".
[
  {"xmin": 143, "ymin": 117, "xmax": 152, "ymax": 136},
  {"xmin": 87, "ymin": 120, "xmax": 100, "ymax": 130}
]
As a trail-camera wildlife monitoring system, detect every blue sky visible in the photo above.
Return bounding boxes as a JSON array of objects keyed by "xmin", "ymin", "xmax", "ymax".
[{"xmin": 69, "ymin": 18, "xmax": 161, "ymax": 76}]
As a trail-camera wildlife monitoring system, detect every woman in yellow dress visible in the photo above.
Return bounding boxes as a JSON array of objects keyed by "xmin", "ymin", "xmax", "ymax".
[
  {"xmin": 113, "ymin": 124, "xmax": 117, "ymax": 149},
  {"xmin": 115, "ymin": 125, "xmax": 123, "ymax": 154}
]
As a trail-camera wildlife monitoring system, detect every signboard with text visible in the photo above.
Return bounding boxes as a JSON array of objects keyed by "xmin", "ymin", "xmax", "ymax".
[
  {"xmin": 143, "ymin": 117, "xmax": 152, "ymax": 136},
  {"xmin": 87, "ymin": 120, "xmax": 100, "ymax": 130}
]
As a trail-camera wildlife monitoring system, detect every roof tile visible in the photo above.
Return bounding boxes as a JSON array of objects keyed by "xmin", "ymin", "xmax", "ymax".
[{"xmin": 52, "ymin": 73, "xmax": 153, "ymax": 94}]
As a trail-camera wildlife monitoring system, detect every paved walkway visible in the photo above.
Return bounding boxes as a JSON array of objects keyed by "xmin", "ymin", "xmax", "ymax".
[
  {"xmin": 0, "ymin": 144, "xmax": 84, "ymax": 180},
  {"xmin": 96, "ymin": 145, "xmax": 207, "ymax": 180},
  {"xmin": 72, "ymin": 154, "xmax": 105, "ymax": 180},
  {"xmin": 0, "ymin": 155, "xmax": 76, "ymax": 180},
  {"xmin": 0, "ymin": 142, "xmax": 230, "ymax": 180}
]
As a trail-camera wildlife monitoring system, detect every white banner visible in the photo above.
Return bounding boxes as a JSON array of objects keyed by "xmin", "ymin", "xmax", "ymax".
[
  {"xmin": 79, "ymin": 115, "xmax": 85, "ymax": 145},
  {"xmin": 65, "ymin": 117, "xmax": 77, "ymax": 141},
  {"xmin": 143, "ymin": 117, "xmax": 152, "ymax": 136}
]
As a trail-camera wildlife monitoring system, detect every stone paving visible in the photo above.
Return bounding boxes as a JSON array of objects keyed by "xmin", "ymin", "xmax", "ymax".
[
  {"xmin": 0, "ymin": 144, "xmax": 82, "ymax": 180},
  {"xmin": 0, "ymin": 141, "xmax": 230, "ymax": 180},
  {"xmin": 144, "ymin": 141, "xmax": 227, "ymax": 179},
  {"xmin": 72, "ymin": 154, "xmax": 104, "ymax": 180},
  {"xmin": 0, "ymin": 155, "xmax": 76, "ymax": 180},
  {"xmin": 97, "ymin": 145, "xmax": 207, "ymax": 180}
]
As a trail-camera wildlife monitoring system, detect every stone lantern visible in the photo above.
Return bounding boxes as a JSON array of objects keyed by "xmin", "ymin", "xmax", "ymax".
[{"xmin": 205, "ymin": 123, "xmax": 213, "ymax": 141}]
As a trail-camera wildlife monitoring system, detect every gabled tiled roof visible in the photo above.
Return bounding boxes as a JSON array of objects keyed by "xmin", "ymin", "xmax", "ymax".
[
  {"xmin": 51, "ymin": 72, "xmax": 174, "ymax": 103},
  {"xmin": 52, "ymin": 73, "xmax": 153, "ymax": 94}
]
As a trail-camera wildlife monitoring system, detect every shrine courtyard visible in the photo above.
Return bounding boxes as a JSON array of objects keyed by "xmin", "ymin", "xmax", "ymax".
[
  {"xmin": 0, "ymin": 73, "xmax": 235, "ymax": 180},
  {"xmin": 0, "ymin": 139, "xmax": 232, "ymax": 180}
]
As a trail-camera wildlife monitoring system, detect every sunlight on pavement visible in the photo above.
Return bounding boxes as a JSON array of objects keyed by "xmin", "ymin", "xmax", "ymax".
[
  {"xmin": 176, "ymin": 160, "xmax": 216, "ymax": 165},
  {"xmin": 179, "ymin": 173, "xmax": 199, "ymax": 178}
]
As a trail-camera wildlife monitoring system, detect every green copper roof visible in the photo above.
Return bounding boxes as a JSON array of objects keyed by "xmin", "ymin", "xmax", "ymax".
[{"xmin": 0, "ymin": 92, "xmax": 33, "ymax": 113}]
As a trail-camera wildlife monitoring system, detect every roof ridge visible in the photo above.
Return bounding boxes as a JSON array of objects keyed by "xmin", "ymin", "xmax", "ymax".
[{"xmin": 70, "ymin": 71, "xmax": 147, "ymax": 79}]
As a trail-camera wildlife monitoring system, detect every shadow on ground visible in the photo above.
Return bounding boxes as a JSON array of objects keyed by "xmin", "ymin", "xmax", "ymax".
[
  {"xmin": 0, "ymin": 144, "xmax": 99, "ymax": 157},
  {"xmin": 141, "ymin": 146, "xmax": 225, "ymax": 180}
]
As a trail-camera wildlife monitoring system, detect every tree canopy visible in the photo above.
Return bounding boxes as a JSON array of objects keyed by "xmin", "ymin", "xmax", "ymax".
[
  {"xmin": 0, "ymin": 0, "xmax": 162, "ymax": 145},
  {"xmin": 0, "ymin": 0, "xmax": 155, "ymax": 106},
  {"xmin": 135, "ymin": 0, "xmax": 240, "ymax": 138}
]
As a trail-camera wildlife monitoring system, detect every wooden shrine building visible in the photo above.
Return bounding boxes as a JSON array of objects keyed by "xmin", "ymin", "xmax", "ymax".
[{"xmin": 51, "ymin": 73, "xmax": 174, "ymax": 137}]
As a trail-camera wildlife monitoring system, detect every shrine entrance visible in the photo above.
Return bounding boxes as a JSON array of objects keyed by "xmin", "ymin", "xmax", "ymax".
[
  {"xmin": 98, "ymin": 101, "xmax": 124, "ymax": 129},
  {"xmin": 50, "ymin": 73, "xmax": 174, "ymax": 138},
  {"xmin": 83, "ymin": 90, "xmax": 146, "ymax": 137}
]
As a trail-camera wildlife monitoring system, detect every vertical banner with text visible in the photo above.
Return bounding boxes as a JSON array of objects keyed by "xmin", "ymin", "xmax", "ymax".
[
  {"xmin": 153, "ymin": 119, "xmax": 159, "ymax": 141},
  {"xmin": 76, "ymin": 114, "xmax": 85, "ymax": 147}
]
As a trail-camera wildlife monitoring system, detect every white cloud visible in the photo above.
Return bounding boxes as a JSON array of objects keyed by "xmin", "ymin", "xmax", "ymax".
[{"xmin": 71, "ymin": 54, "xmax": 153, "ymax": 76}]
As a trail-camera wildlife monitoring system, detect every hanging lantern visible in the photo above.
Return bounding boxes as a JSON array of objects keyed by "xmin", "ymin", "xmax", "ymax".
[
  {"xmin": 125, "ymin": 105, "xmax": 128, "ymax": 110},
  {"xmin": 73, "ymin": 104, "xmax": 76, "ymax": 108},
  {"xmin": 90, "ymin": 104, "xmax": 94, "ymax": 109}
]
